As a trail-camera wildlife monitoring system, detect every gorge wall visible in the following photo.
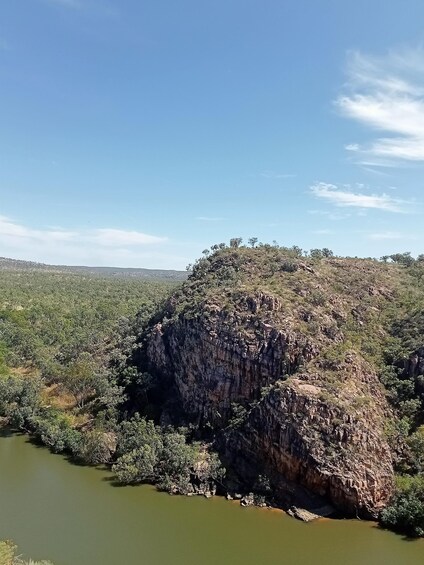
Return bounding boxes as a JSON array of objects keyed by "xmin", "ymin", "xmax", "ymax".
[{"xmin": 143, "ymin": 248, "xmax": 403, "ymax": 517}]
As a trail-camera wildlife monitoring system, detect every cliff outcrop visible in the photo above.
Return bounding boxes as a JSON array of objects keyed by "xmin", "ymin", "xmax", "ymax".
[{"xmin": 143, "ymin": 246, "xmax": 408, "ymax": 517}]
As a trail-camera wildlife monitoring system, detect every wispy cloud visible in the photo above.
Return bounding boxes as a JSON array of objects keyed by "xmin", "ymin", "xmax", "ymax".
[
  {"xmin": 90, "ymin": 228, "xmax": 165, "ymax": 246},
  {"xmin": 196, "ymin": 216, "xmax": 224, "ymax": 222},
  {"xmin": 336, "ymin": 47, "xmax": 424, "ymax": 165},
  {"xmin": 307, "ymin": 209, "xmax": 350, "ymax": 221},
  {"xmin": 0, "ymin": 215, "xmax": 177, "ymax": 268},
  {"xmin": 360, "ymin": 166, "xmax": 391, "ymax": 177},
  {"xmin": 367, "ymin": 231, "xmax": 414, "ymax": 240},
  {"xmin": 310, "ymin": 182, "xmax": 409, "ymax": 213},
  {"xmin": 0, "ymin": 216, "xmax": 165, "ymax": 246},
  {"xmin": 311, "ymin": 229, "xmax": 334, "ymax": 235},
  {"xmin": 260, "ymin": 170, "xmax": 296, "ymax": 179}
]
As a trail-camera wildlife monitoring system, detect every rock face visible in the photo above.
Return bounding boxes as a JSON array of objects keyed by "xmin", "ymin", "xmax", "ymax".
[
  {"xmin": 147, "ymin": 302, "xmax": 319, "ymax": 427},
  {"xmin": 145, "ymin": 251, "xmax": 396, "ymax": 517},
  {"xmin": 405, "ymin": 347, "xmax": 424, "ymax": 379},
  {"xmin": 225, "ymin": 370, "xmax": 393, "ymax": 518}
]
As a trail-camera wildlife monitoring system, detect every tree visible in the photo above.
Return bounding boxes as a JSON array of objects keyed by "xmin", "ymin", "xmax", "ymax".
[
  {"xmin": 388, "ymin": 252, "xmax": 415, "ymax": 267},
  {"xmin": 62, "ymin": 355, "xmax": 97, "ymax": 408},
  {"xmin": 380, "ymin": 476, "xmax": 424, "ymax": 538},
  {"xmin": 77, "ymin": 429, "xmax": 117, "ymax": 465},
  {"xmin": 229, "ymin": 238, "xmax": 243, "ymax": 248},
  {"xmin": 0, "ymin": 375, "xmax": 42, "ymax": 429},
  {"xmin": 290, "ymin": 245, "xmax": 303, "ymax": 257},
  {"xmin": 310, "ymin": 249, "xmax": 323, "ymax": 260},
  {"xmin": 248, "ymin": 237, "xmax": 258, "ymax": 248},
  {"xmin": 408, "ymin": 426, "xmax": 424, "ymax": 473},
  {"xmin": 322, "ymin": 248, "xmax": 334, "ymax": 258},
  {"xmin": 113, "ymin": 445, "xmax": 158, "ymax": 484}
]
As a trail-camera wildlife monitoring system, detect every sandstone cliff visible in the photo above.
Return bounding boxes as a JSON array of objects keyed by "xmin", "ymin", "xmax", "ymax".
[{"xmin": 143, "ymin": 246, "xmax": 406, "ymax": 517}]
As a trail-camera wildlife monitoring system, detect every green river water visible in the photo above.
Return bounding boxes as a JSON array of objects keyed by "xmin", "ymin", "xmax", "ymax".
[{"xmin": 0, "ymin": 432, "xmax": 422, "ymax": 565}]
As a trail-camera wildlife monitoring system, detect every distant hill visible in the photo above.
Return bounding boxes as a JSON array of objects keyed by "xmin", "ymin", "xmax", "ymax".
[{"xmin": 0, "ymin": 256, "xmax": 188, "ymax": 281}]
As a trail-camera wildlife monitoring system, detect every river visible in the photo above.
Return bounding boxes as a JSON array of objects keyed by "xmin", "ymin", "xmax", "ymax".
[{"xmin": 0, "ymin": 432, "xmax": 422, "ymax": 565}]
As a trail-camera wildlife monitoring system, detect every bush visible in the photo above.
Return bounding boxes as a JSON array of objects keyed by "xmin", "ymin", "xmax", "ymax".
[
  {"xmin": 0, "ymin": 540, "xmax": 54, "ymax": 565},
  {"xmin": 31, "ymin": 410, "xmax": 82, "ymax": 454},
  {"xmin": 75, "ymin": 429, "xmax": 117, "ymax": 465},
  {"xmin": 0, "ymin": 375, "xmax": 42, "ymax": 429},
  {"xmin": 380, "ymin": 475, "xmax": 424, "ymax": 537},
  {"xmin": 112, "ymin": 414, "xmax": 224, "ymax": 494}
]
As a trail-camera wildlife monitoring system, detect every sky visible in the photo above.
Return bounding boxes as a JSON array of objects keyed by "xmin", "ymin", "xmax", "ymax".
[{"xmin": 1, "ymin": 0, "xmax": 424, "ymax": 269}]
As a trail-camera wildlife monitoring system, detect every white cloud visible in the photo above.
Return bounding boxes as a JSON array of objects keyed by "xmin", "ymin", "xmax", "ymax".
[
  {"xmin": 307, "ymin": 209, "xmax": 350, "ymax": 221},
  {"xmin": 367, "ymin": 231, "xmax": 410, "ymax": 240},
  {"xmin": 337, "ymin": 47, "xmax": 424, "ymax": 164},
  {"xmin": 90, "ymin": 228, "xmax": 165, "ymax": 246},
  {"xmin": 345, "ymin": 143, "xmax": 359, "ymax": 151},
  {"xmin": 0, "ymin": 215, "xmax": 178, "ymax": 268},
  {"xmin": 196, "ymin": 216, "xmax": 224, "ymax": 222},
  {"xmin": 310, "ymin": 182, "xmax": 409, "ymax": 213},
  {"xmin": 0, "ymin": 215, "xmax": 77, "ymax": 242},
  {"xmin": 312, "ymin": 229, "xmax": 334, "ymax": 235}
]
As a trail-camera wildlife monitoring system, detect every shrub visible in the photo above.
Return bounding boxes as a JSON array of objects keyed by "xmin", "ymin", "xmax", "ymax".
[
  {"xmin": 31, "ymin": 410, "xmax": 82, "ymax": 454},
  {"xmin": 112, "ymin": 415, "xmax": 224, "ymax": 494},
  {"xmin": 380, "ymin": 475, "xmax": 424, "ymax": 537},
  {"xmin": 0, "ymin": 375, "xmax": 42, "ymax": 429}
]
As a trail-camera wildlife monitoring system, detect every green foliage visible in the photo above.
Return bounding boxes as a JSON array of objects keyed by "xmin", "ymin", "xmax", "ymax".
[
  {"xmin": 380, "ymin": 475, "xmax": 424, "ymax": 537},
  {"xmin": 114, "ymin": 444, "xmax": 158, "ymax": 484},
  {"xmin": 384, "ymin": 418, "xmax": 411, "ymax": 455},
  {"xmin": 0, "ymin": 540, "xmax": 54, "ymax": 565},
  {"xmin": 75, "ymin": 429, "xmax": 116, "ymax": 465},
  {"xmin": 61, "ymin": 355, "xmax": 98, "ymax": 408},
  {"xmin": 0, "ymin": 375, "xmax": 42, "ymax": 429},
  {"xmin": 229, "ymin": 238, "xmax": 243, "ymax": 249},
  {"xmin": 0, "ymin": 262, "xmax": 230, "ymax": 505},
  {"xmin": 0, "ymin": 342, "xmax": 10, "ymax": 376},
  {"xmin": 310, "ymin": 248, "xmax": 334, "ymax": 260},
  {"xmin": 112, "ymin": 415, "xmax": 224, "ymax": 493},
  {"xmin": 0, "ymin": 540, "xmax": 15, "ymax": 565},
  {"xmin": 31, "ymin": 409, "xmax": 82, "ymax": 454},
  {"xmin": 407, "ymin": 426, "xmax": 424, "ymax": 474},
  {"xmin": 381, "ymin": 252, "xmax": 415, "ymax": 267},
  {"xmin": 0, "ymin": 269, "xmax": 174, "ymax": 384},
  {"xmin": 280, "ymin": 260, "xmax": 298, "ymax": 273},
  {"xmin": 228, "ymin": 403, "xmax": 248, "ymax": 428}
]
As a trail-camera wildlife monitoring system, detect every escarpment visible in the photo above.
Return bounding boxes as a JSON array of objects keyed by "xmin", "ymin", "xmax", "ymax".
[
  {"xmin": 224, "ymin": 365, "xmax": 393, "ymax": 517},
  {"xmin": 143, "ymin": 247, "xmax": 408, "ymax": 517},
  {"xmin": 147, "ymin": 299, "xmax": 320, "ymax": 427}
]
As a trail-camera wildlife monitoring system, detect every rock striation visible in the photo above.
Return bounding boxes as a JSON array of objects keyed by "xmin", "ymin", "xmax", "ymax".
[{"xmin": 144, "ymin": 249, "xmax": 397, "ymax": 517}]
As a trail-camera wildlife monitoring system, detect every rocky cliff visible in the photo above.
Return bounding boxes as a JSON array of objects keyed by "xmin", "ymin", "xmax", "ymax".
[{"xmin": 143, "ymin": 246, "xmax": 409, "ymax": 517}]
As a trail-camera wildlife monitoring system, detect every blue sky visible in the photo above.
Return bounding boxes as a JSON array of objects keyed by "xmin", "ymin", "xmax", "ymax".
[{"xmin": 1, "ymin": 0, "xmax": 424, "ymax": 268}]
